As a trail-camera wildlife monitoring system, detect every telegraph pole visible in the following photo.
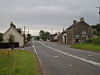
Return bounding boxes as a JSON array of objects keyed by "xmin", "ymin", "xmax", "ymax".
[
  {"xmin": 51, "ymin": 28, "xmax": 53, "ymax": 34},
  {"xmin": 28, "ymin": 29, "xmax": 29, "ymax": 34},
  {"xmin": 96, "ymin": 7, "xmax": 100, "ymax": 24},
  {"xmin": 24, "ymin": 26, "xmax": 26, "ymax": 46}
]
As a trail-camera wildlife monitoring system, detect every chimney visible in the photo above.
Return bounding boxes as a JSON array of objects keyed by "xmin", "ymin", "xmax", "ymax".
[
  {"xmin": 63, "ymin": 28, "xmax": 64, "ymax": 32},
  {"xmin": 80, "ymin": 17, "xmax": 84, "ymax": 22},
  {"xmin": 73, "ymin": 20, "xmax": 77, "ymax": 24},
  {"xmin": 10, "ymin": 22, "xmax": 16, "ymax": 28}
]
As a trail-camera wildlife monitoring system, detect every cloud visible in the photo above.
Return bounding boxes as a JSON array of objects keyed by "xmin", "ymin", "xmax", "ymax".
[{"xmin": 0, "ymin": 0, "xmax": 100, "ymax": 35}]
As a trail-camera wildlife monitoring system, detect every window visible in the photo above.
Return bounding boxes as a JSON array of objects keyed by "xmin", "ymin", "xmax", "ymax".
[
  {"xmin": 82, "ymin": 31, "xmax": 86, "ymax": 35},
  {"xmin": 75, "ymin": 35, "xmax": 80, "ymax": 38}
]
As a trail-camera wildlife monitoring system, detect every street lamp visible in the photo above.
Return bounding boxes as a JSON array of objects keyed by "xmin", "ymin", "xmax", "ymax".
[{"xmin": 96, "ymin": 7, "xmax": 100, "ymax": 24}]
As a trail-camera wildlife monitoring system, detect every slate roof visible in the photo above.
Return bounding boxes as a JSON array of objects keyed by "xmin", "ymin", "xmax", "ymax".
[
  {"xmin": 67, "ymin": 21, "xmax": 91, "ymax": 30},
  {"xmin": 4, "ymin": 26, "xmax": 23, "ymax": 37}
]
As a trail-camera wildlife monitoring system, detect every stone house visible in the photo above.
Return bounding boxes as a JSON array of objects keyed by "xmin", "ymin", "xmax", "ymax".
[
  {"xmin": 62, "ymin": 18, "xmax": 93, "ymax": 44},
  {"xmin": 3, "ymin": 22, "xmax": 25, "ymax": 47},
  {"xmin": 54, "ymin": 32, "xmax": 63, "ymax": 43}
]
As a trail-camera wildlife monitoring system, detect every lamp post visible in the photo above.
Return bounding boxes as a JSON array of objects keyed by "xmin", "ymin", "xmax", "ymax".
[
  {"xmin": 96, "ymin": 7, "xmax": 100, "ymax": 24},
  {"xmin": 24, "ymin": 26, "xmax": 26, "ymax": 46}
]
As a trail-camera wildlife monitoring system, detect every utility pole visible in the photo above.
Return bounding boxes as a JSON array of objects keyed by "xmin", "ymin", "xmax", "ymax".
[
  {"xmin": 24, "ymin": 26, "xmax": 26, "ymax": 46},
  {"xmin": 96, "ymin": 7, "xmax": 100, "ymax": 24},
  {"xmin": 51, "ymin": 28, "xmax": 53, "ymax": 34},
  {"xmin": 28, "ymin": 29, "xmax": 29, "ymax": 34}
]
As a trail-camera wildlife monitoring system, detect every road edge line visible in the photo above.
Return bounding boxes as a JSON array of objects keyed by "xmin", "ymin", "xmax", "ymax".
[{"xmin": 32, "ymin": 41, "xmax": 48, "ymax": 75}]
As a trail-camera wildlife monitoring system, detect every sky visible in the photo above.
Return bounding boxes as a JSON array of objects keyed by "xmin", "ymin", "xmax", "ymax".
[{"xmin": 0, "ymin": 0, "xmax": 100, "ymax": 36}]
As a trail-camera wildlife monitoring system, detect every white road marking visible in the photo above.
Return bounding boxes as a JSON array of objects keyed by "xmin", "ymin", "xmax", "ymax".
[
  {"xmin": 32, "ymin": 41, "xmax": 47, "ymax": 75},
  {"xmin": 54, "ymin": 56, "xmax": 59, "ymax": 58},
  {"xmin": 39, "ymin": 42, "xmax": 100, "ymax": 67},
  {"xmin": 50, "ymin": 41, "xmax": 100, "ymax": 55},
  {"xmin": 45, "ymin": 41, "xmax": 100, "ymax": 55},
  {"xmin": 32, "ymin": 41, "xmax": 38, "ymax": 55},
  {"xmin": 88, "ymin": 54, "xmax": 93, "ymax": 57},
  {"xmin": 73, "ymin": 48, "xmax": 100, "ymax": 55},
  {"xmin": 69, "ymin": 64, "xmax": 72, "ymax": 67}
]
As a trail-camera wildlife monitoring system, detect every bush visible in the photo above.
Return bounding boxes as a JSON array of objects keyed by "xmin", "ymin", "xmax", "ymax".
[
  {"xmin": 71, "ymin": 43, "xmax": 100, "ymax": 51},
  {"xmin": 91, "ymin": 37, "xmax": 100, "ymax": 45},
  {"xmin": 34, "ymin": 36, "xmax": 40, "ymax": 41},
  {"xmin": 87, "ymin": 37, "xmax": 100, "ymax": 45},
  {"xmin": 86, "ymin": 39, "xmax": 92, "ymax": 43}
]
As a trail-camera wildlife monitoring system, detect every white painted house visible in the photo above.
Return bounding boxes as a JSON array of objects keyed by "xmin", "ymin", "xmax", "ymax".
[{"xmin": 3, "ymin": 23, "xmax": 24, "ymax": 47}]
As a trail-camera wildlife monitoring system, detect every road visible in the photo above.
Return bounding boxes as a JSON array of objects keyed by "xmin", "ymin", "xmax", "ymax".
[{"xmin": 33, "ymin": 41, "xmax": 100, "ymax": 75}]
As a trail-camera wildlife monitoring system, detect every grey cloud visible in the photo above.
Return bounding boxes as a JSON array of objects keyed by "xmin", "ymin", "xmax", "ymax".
[{"xmin": 0, "ymin": 0, "xmax": 100, "ymax": 35}]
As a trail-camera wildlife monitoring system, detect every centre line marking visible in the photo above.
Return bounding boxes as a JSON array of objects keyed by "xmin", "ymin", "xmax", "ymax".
[
  {"xmin": 54, "ymin": 56, "xmax": 59, "ymax": 58},
  {"xmin": 39, "ymin": 42, "xmax": 100, "ymax": 67}
]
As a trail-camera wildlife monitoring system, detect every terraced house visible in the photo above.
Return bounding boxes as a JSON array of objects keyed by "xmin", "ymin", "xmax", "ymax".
[{"xmin": 62, "ymin": 18, "xmax": 93, "ymax": 44}]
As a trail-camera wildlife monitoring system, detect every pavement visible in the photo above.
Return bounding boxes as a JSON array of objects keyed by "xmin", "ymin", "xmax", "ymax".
[{"xmin": 32, "ymin": 41, "xmax": 100, "ymax": 75}]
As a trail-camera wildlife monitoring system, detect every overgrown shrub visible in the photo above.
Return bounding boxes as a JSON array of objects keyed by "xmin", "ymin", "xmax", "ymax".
[
  {"xmin": 87, "ymin": 37, "xmax": 100, "ymax": 45},
  {"xmin": 86, "ymin": 39, "xmax": 92, "ymax": 43}
]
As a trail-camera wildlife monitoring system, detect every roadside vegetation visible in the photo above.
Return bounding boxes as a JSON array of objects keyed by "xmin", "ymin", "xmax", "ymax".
[
  {"xmin": 33, "ymin": 30, "xmax": 50, "ymax": 41},
  {"xmin": 92, "ymin": 24, "xmax": 100, "ymax": 36},
  {"xmin": 0, "ymin": 50, "xmax": 42, "ymax": 75},
  {"xmin": 72, "ymin": 37, "xmax": 100, "ymax": 52},
  {"xmin": 0, "ymin": 33, "xmax": 3, "ymax": 43}
]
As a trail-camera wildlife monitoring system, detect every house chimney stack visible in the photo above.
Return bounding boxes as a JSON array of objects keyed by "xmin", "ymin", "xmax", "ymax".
[
  {"xmin": 80, "ymin": 17, "xmax": 84, "ymax": 22},
  {"xmin": 10, "ymin": 22, "xmax": 16, "ymax": 28},
  {"xmin": 73, "ymin": 20, "xmax": 77, "ymax": 24}
]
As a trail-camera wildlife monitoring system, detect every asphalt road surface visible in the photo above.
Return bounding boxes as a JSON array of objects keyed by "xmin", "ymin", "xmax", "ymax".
[{"xmin": 33, "ymin": 41, "xmax": 100, "ymax": 75}]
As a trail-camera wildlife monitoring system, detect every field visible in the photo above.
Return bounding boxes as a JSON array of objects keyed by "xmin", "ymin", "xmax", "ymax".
[{"xmin": 0, "ymin": 50, "xmax": 42, "ymax": 75}]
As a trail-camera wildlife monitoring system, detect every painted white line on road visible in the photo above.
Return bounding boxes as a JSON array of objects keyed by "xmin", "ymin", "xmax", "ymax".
[
  {"xmin": 88, "ymin": 54, "xmax": 93, "ymax": 57},
  {"xmin": 69, "ymin": 64, "xmax": 72, "ymax": 67},
  {"xmin": 32, "ymin": 41, "xmax": 48, "ymax": 75},
  {"xmin": 32, "ymin": 41, "xmax": 38, "ymax": 55},
  {"xmin": 44, "ymin": 41, "xmax": 100, "ymax": 55},
  {"xmin": 73, "ymin": 48, "xmax": 100, "ymax": 55},
  {"xmin": 39, "ymin": 42, "xmax": 100, "ymax": 67},
  {"xmin": 54, "ymin": 56, "xmax": 59, "ymax": 58}
]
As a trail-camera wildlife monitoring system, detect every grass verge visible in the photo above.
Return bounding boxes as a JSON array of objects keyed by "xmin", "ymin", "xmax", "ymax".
[
  {"xmin": 71, "ymin": 43, "xmax": 100, "ymax": 52},
  {"xmin": 0, "ymin": 50, "xmax": 42, "ymax": 75}
]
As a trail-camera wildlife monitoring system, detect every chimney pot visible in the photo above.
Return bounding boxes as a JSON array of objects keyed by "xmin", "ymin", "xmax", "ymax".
[
  {"xmin": 73, "ymin": 20, "xmax": 77, "ymax": 24},
  {"xmin": 80, "ymin": 17, "xmax": 84, "ymax": 22}
]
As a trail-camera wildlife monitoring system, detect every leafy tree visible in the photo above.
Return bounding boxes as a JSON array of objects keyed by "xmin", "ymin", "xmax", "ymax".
[
  {"xmin": 92, "ymin": 24, "xmax": 100, "ymax": 36},
  {"xmin": 39, "ymin": 30, "xmax": 50, "ymax": 41},
  {"xmin": 27, "ymin": 34, "xmax": 32, "ymax": 42},
  {"xmin": 39, "ymin": 30, "xmax": 45, "ymax": 40},
  {"xmin": 0, "ymin": 33, "xmax": 3, "ymax": 43},
  {"xmin": 8, "ymin": 34, "xmax": 15, "ymax": 43},
  {"xmin": 34, "ymin": 36, "xmax": 40, "ymax": 41}
]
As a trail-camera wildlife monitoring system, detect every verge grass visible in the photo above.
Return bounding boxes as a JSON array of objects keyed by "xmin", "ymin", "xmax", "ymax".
[
  {"xmin": 71, "ymin": 43, "xmax": 100, "ymax": 52},
  {"xmin": 0, "ymin": 50, "xmax": 42, "ymax": 75}
]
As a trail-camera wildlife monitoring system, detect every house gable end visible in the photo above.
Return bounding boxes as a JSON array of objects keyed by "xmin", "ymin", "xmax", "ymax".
[{"xmin": 3, "ymin": 26, "xmax": 23, "ymax": 38}]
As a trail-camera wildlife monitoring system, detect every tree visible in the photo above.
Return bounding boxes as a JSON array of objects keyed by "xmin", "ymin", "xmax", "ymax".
[
  {"xmin": 0, "ymin": 33, "xmax": 3, "ymax": 43},
  {"xmin": 27, "ymin": 33, "xmax": 32, "ymax": 42},
  {"xmin": 34, "ymin": 36, "xmax": 40, "ymax": 41},
  {"xmin": 92, "ymin": 24, "xmax": 100, "ymax": 36},
  {"xmin": 8, "ymin": 34, "xmax": 15, "ymax": 43},
  {"xmin": 39, "ymin": 30, "xmax": 45, "ymax": 40},
  {"xmin": 39, "ymin": 30, "xmax": 50, "ymax": 41}
]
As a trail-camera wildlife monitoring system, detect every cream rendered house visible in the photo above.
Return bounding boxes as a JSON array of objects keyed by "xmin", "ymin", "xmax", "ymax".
[{"xmin": 3, "ymin": 23, "xmax": 24, "ymax": 47}]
